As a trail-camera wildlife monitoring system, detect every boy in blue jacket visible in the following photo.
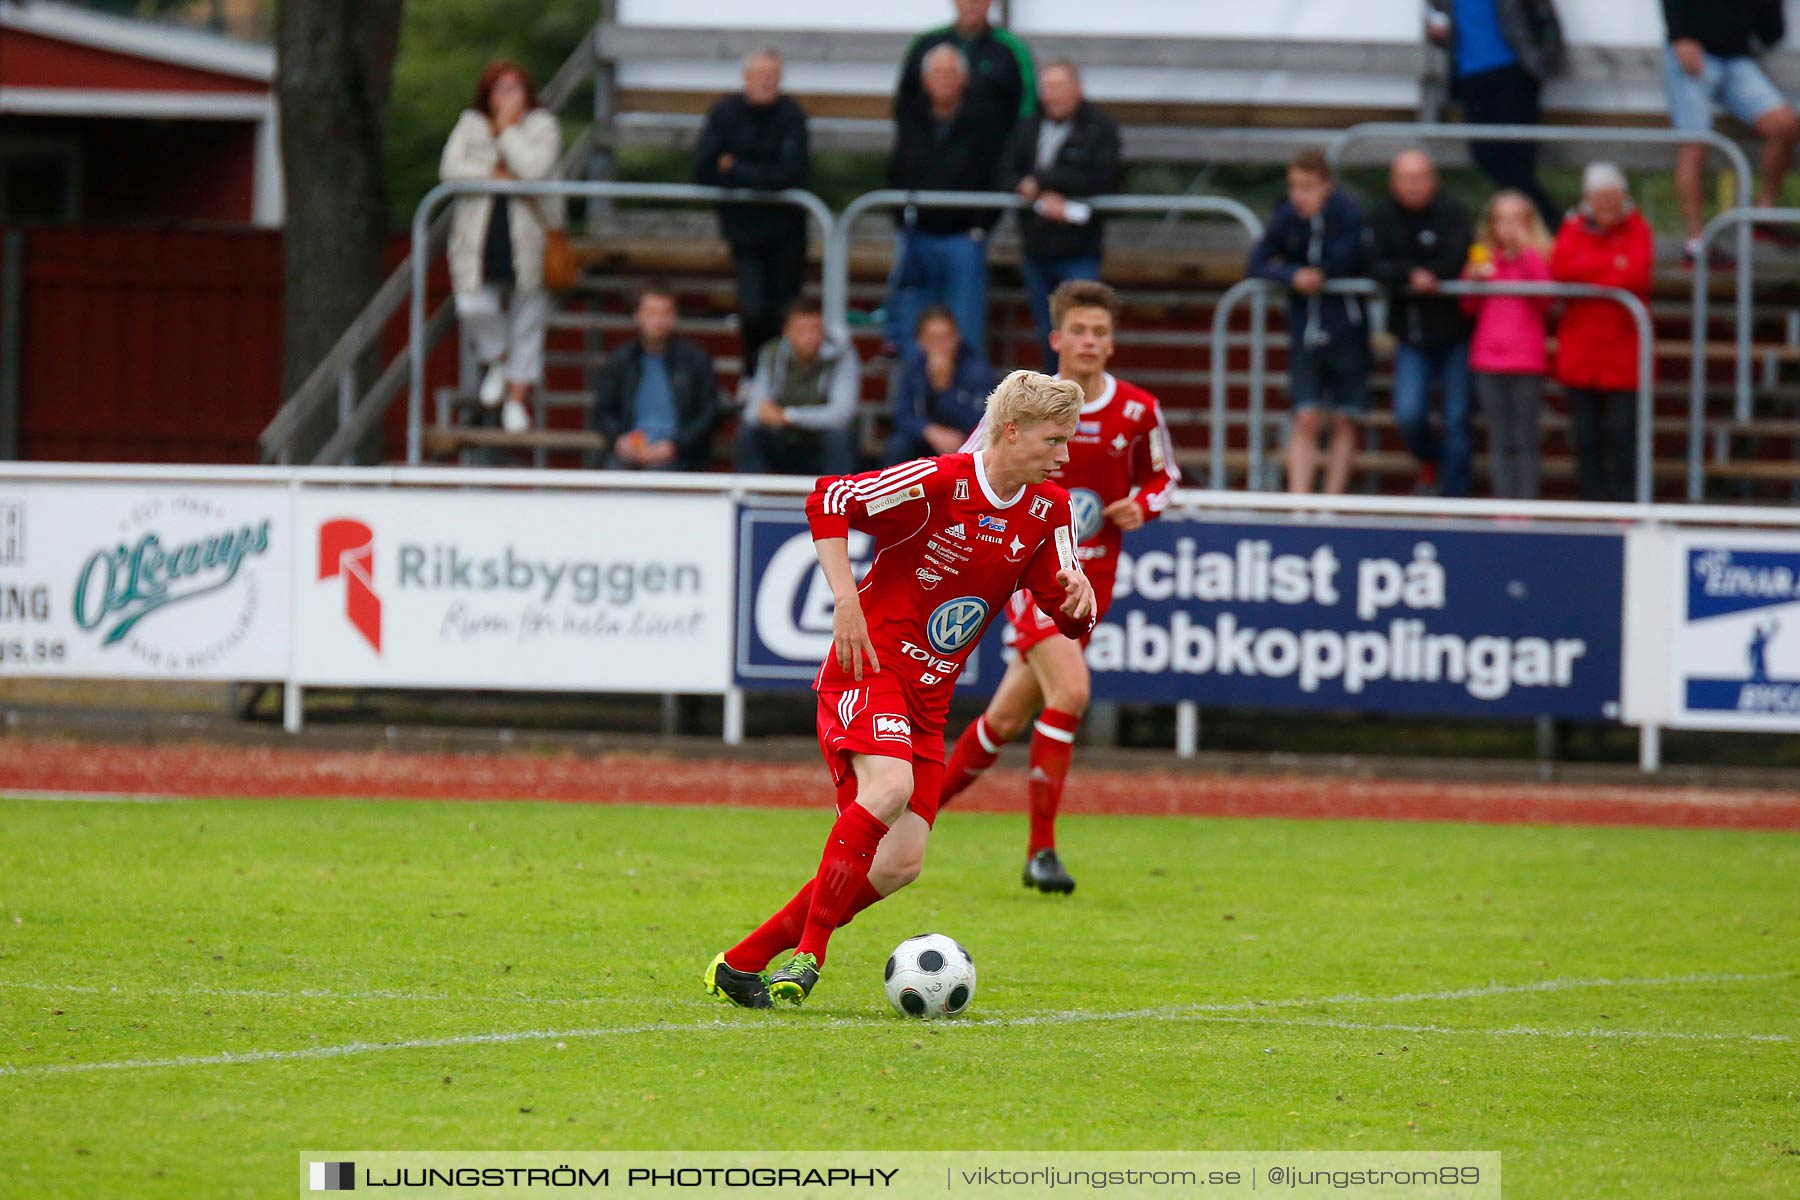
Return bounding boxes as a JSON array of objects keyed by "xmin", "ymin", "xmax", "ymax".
[
  {"xmin": 1248, "ymin": 149, "xmax": 1370, "ymax": 495},
  {"xmin": 884, "ymin": 306, "xmax": 995, "ymax": 464}
]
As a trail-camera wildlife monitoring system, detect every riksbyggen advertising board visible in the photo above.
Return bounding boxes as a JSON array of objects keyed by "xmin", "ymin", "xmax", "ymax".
[
  {"xmin": 0, "ymin": 482, "xmax": 290, "ymax": 679},
  {"xmin": 1086, "ymin": 517, "xmax": 1625, "ymax": 718},
  {"xmin": 294, "ymin": 490, "xmax": 732, "ymax": 691}
]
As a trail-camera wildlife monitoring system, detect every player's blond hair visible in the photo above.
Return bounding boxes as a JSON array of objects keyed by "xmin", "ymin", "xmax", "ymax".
[{"xmin": 982, "ymin": 370, "xmax": 1083, "ymax": 447}]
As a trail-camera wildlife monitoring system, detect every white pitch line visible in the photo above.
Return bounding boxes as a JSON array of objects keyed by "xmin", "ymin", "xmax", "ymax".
[
  {"xmin": 0, "ymin": 970, "xmax": 1788, "ymax": 1078},
  {"xmin": 0, "ymin": 969, "xmax": 1785, "ymax": 1015},
  {"xmin": 1174, "ymin": 1014, "xmax": 1793, "ymax": 1044}
]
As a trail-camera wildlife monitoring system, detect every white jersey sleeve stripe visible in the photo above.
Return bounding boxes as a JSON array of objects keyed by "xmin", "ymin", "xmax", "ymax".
[{"xmin": 851, "ymin": 460, "xmax": 938, "ymax": 499}]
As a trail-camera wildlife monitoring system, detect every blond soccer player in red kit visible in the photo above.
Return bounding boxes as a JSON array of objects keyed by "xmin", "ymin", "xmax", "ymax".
[{"xmin": 704, "ymin": 370, "xmax": 1098, "ymax": 1008}]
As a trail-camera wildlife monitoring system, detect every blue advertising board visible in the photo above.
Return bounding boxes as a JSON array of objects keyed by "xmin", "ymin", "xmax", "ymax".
[
  {"xmin": 733, "ymin": 507, "xmax": 1624, "ymax": 719},
  {"xmin": 1086, "ymin": 517, "xmax": 1624, "ymax": 717},
  {"xmin": 733, "ymin": 507, "xmax": 1000, "ymax": 690}
]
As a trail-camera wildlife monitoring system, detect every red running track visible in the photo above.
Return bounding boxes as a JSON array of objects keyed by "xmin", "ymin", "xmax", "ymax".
[{"xmin": 0, "ymin": 739, "xmax": 1795, "ymax": 832}]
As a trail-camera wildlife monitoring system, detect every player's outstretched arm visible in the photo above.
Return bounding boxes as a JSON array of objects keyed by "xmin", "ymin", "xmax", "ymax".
[{"xmin": 815, "ymin": 537, "xmax": 880, "ymax": 680}]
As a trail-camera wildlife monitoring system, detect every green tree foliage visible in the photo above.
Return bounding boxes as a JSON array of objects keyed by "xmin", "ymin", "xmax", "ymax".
[{"xmin": 384, "ymin": 0, "xmax": 594, "ymax": 227}]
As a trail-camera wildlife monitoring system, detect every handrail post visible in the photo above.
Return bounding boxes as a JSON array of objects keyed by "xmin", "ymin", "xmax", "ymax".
[
  {"xmin": 1689, "ymin": 221, "xmax": 1710, "ymax": 501},
  {"xmin": 1627, "ymin": 289, "xmax": 1655, "ymax": 505},
  {"xmin": 1210, "ymin": 278, "xmax": 1260, "ymax": 489},
  {"xmin": 408, "ymin": 184, "xmax": 446, "ymax": 466},
  {"xmin": 1248, "ymin": 286, "xmax": 1268, "ymax": 489},
  {"xmin": 1691, "ymin": 206, "xmax": 1800, "ymax": 494}
]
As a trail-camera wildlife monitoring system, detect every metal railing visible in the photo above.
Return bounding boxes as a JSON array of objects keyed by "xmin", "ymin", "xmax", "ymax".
[
  {"xmin": 1688, "ymin": 206, "xmax": 1800, "ymax": 499},
  {"xmin": 824, "ymin": 190, "xmax": 1265, "ymax": 332},
  {"xmin": 407, "ymin": 180, "xmax": 834, "ymax": 464},
  {"xmin": 1329, "ymin": 121, "xmax": 1756, "ymax": 418},
  {"xmin": 257, "ymin": 26, "xmax": 600, "ymax": 465},
  {"xmin": 1211, "ymin": 277, "xmax": 1657, "ymax": 503}
]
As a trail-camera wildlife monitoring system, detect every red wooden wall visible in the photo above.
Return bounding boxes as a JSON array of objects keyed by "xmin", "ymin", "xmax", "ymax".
[
  {"xmin": 2, "ymin": 227, "xmax": 458, "ymax": 464},
  {"xmin": 8, "ymin": 225, "xmax": 282, "ymax": 462}
]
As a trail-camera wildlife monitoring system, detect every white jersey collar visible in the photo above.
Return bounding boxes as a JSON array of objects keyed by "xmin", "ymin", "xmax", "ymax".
[{"xmin": 972, "ymin": 449, "xmax": 1025, "ymax": 509}]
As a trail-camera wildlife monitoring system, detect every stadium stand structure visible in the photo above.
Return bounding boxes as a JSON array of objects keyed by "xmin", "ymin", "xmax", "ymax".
[{"xmin": 261, "ymin": 15, "xmax": 1800, "ymax": 502}]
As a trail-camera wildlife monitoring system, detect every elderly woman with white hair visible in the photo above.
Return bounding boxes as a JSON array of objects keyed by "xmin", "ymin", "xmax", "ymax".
[{"xmin": 1549, "ymin": 162, "xmax": 1654, "ymax": 503}]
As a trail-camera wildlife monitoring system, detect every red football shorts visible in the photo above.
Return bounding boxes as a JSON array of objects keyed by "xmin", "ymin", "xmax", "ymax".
[
  {"xmin": 1002, "ymin": 585, "xmax": 1114, "ymax": 657},
  {"xmin": 815, "ymin": 676, "xmax": 945, "ymax": 826}
]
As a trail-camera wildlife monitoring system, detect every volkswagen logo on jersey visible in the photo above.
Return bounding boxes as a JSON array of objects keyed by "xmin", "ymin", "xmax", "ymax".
[
  {"xmin": 1069, "ymin": 488, "xmax": 1105, "ymax": 543},
  {"xmin": 927, "ymin": 596, "xmax": 989, "ymax": 655}
]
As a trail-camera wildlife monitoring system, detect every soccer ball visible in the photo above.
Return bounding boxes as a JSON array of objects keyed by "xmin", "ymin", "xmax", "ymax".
[{"xmin": 883, "ymin": 933, "xmax": 976, "ymax": 1018}]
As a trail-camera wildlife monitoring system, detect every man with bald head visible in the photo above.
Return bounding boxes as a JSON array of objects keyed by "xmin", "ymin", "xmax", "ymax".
[
  {"xmin": 1366, "ymin": 149, "xmax": 1475, "ymax": 497},
  {"xmin": 694, "ymin": 48, "xmax": 812, "ymax": 368}
]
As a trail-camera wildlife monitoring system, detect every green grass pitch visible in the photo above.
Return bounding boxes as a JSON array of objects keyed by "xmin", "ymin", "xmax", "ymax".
[{"xmin": 1, "ymin": 793, "xmax": 1795, "ymax": 1198}]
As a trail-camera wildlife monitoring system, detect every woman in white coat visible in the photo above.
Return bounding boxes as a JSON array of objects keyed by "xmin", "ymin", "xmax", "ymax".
[{"xmin": 439, "ymin": 62, "xmax": 563, "ymax": 434}]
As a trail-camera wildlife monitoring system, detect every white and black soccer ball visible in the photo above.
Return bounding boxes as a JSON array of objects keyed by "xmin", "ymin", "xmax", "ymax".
[{"xmin": 883, "ymin": 933, "xmax": 976, "ymax": 1018}]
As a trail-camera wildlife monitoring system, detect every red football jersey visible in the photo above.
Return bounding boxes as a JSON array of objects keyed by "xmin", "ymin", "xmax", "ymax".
[
  {"xmin": 962, "ymin": 373, "xmax": 1179, "ymax": 606},
  {"xmin": 805, "ymin": 451, "xmax": 1097, "ymax": 746}
]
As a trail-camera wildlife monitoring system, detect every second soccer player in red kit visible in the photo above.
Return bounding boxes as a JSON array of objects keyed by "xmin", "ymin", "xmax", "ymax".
[
  {"xmin": 940, "ymin": 279, "xmax": 1180, "ymax": 894},
  {"xmin": 704, "ymin": 370, "xmax": 1099, "ymax": 1009}
]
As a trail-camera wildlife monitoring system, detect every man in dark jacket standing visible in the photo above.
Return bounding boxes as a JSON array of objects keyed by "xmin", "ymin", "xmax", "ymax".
[
  {"xmin": 693, "ymin": 48, "xmax": 811, "ymax": 369},
  {"xmin": 591, "ymin": 282, "xmax": 720, "ymax": 472},
  {"xmin": 1427, "ymin": 0, "xmax": 1566, "ymax": 230},
  {"xmin": 998, "ymin": 60, "xmax": 1121, "ymax": 371},
  {"xmin": 884, "ymin": 43, "xmax": 1013, "ymax": 357},
  {"xmin": 1249, "ymin": 150, "xmax": 1370, "ymax": 496},
  {"xmin": 1366, "ymin": 149, "xmax": 1476, "ymax": 497}
]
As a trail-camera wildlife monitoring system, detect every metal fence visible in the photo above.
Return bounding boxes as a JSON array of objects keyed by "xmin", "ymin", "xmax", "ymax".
[
  {"xmin": 1329, "ymin": 121, "xmax": 1758, "ymax": 421},
  {"xmin": 1688, "ymin": 205, "xmax": 1800, "ymax": 499},
  {"xmin": 822, "ymin": 189, "xmax": 1265, "ymax": 332},
  {"xmin": 1211, "ymin": 277, "xmax": 1657, "ymax": 503},
  {"xmin": 406, "ymin": 179, "xmax": 835, "ymax": 465}
]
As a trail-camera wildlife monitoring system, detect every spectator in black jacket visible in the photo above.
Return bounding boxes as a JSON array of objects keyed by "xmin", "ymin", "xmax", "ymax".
[
  {"xmin": 590, "ymin": 281, "xmax": 720, "ymax": 472},
  {"xmin": 896, "ymin": 0, "xmax": 1036, "ymax": 136},
  {"xmin": 998, "ymin": 60, "xmax": 1121, "ymax": 371},
  {"xmin": 884, "ymin": 43, "xmax": 1013, "ymax": 357},
  {"xmin": 1248, "ymin": 150, "xmax": 1369, "ymax": 496},
  {"xmin": 1365, "ymin": 150, "xmax": 1476, "ymax": 497},
  {"xmin": 885, "ymin": 306, "xmax": 994, "ymax": 464},
  {"xmin": 1660, "ymin": 0, "xmax": 1799, "ymax": 260},
  {"xmin": 693, "ymin": 48, "xmax": 812, "ymax": 368},
  {"xmin": 1426, "ymin": 0, "xmax": 1566, "ymax": 230}
]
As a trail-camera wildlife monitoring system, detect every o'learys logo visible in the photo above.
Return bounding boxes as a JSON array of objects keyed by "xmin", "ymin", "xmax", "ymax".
[{"xmin": 73, "ymin": 520, "xmax": 271, "ymax": 646}]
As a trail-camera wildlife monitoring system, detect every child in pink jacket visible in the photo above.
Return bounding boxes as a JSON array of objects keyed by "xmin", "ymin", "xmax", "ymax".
[{"xmin": 1462, "ymin": 190, "xmax": 1554, "ymax": 499}]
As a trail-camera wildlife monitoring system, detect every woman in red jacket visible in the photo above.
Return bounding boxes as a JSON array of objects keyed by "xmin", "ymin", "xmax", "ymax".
[{"xmin": 1550, "ymin": 162, "xmax": 1654, "ymax": 502}]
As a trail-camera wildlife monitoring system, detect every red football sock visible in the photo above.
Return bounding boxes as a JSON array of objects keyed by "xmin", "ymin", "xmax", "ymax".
[
  {"xmin": 795, "ymin": 802, "xmax": 890, "ymax": 965},
  {"xmin": 940, "ymin": 714, "xmax": 1004, "ymax": 808},
  {"xmin": 724, "ymin": 880, "xmax": 812, "ymax": 973},
  {"xmin": 1026, "ymin": 708, "xmax": 1080, "ymax": 854},
  {"xmin": 725, "ymin": 873, "xmax": 885, "ymax": 972}
]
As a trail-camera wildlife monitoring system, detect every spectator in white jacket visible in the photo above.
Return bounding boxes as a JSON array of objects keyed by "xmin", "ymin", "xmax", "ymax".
[{"xmin": 439, "ymin": 61, "xmax": 563, "ymax": 434}]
